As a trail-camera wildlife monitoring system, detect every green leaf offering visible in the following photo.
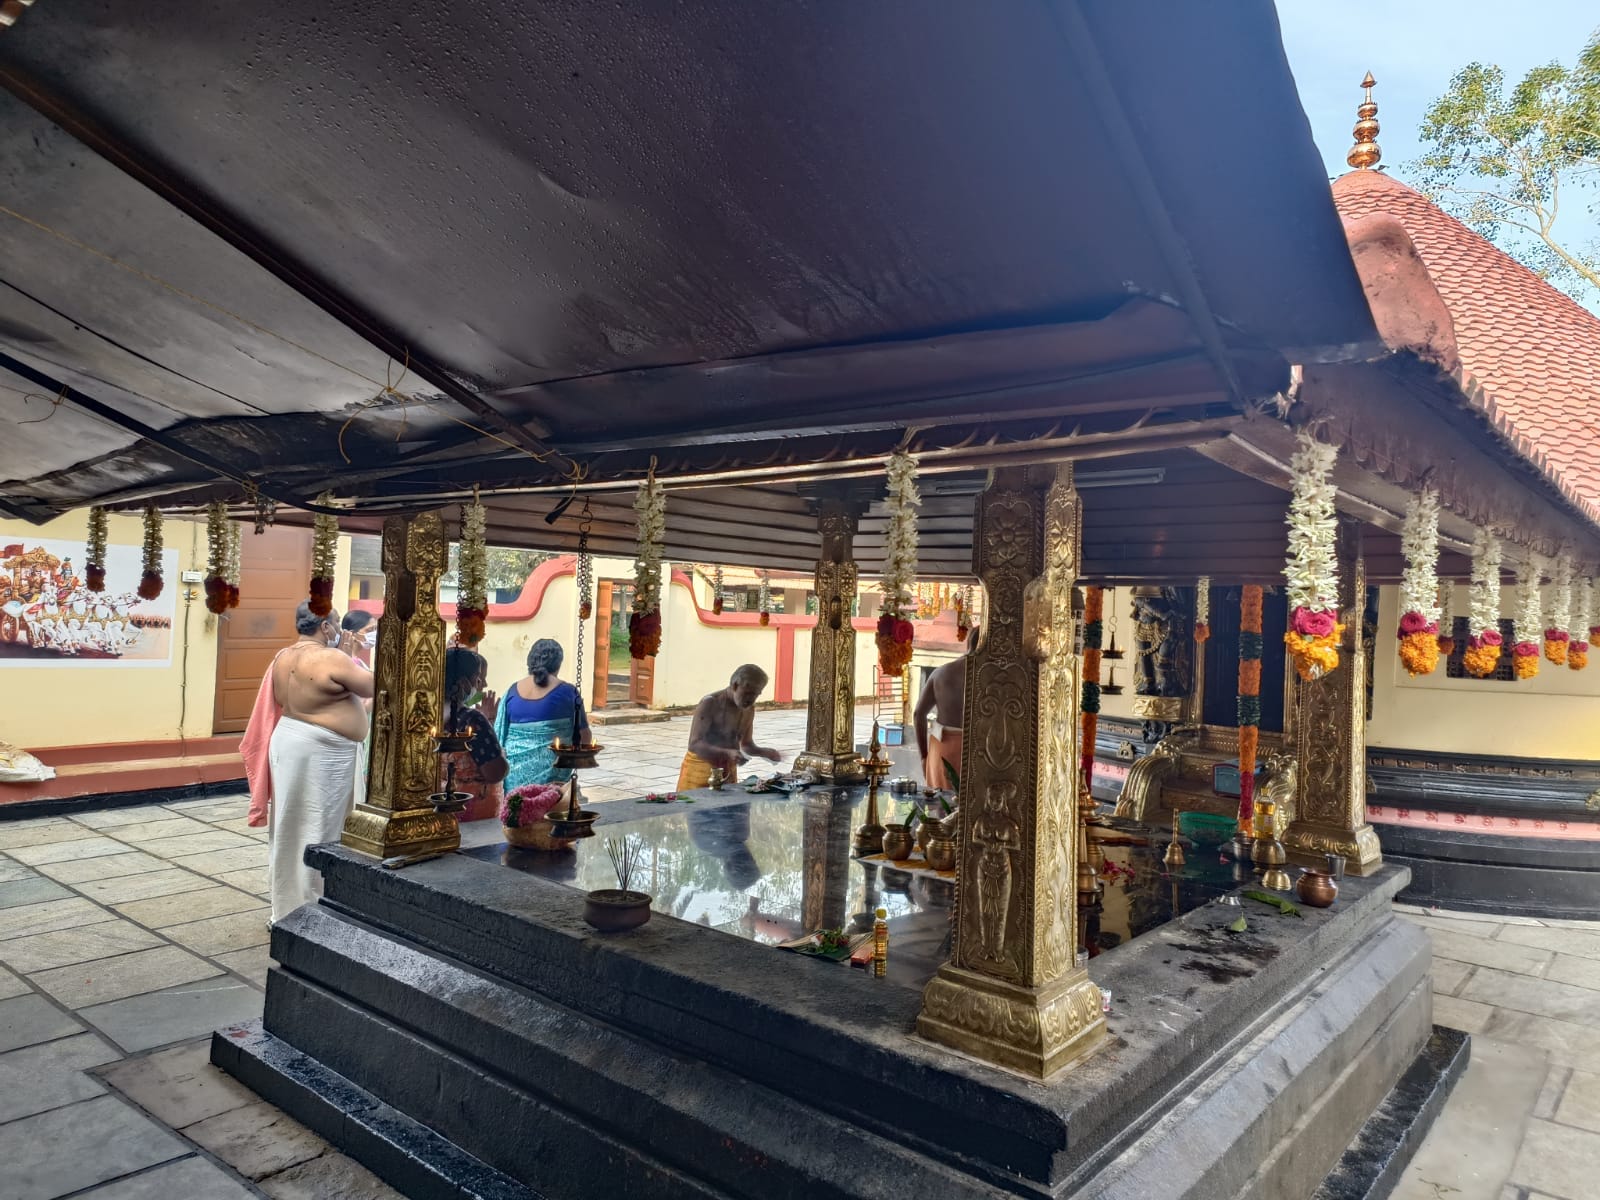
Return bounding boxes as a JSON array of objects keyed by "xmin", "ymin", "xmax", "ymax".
[
  {"xmin": 1227, "ymin": 915, "xmax": 1249, "ymax": 933},
  {"xmin": 1242, "ymin": 890, "xmax": 1303, "ymax": 917}
]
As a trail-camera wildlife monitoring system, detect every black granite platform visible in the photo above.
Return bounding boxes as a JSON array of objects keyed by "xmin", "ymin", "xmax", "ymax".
[{"xmin": 215, "ymin": 789, "xmax": 1452, "ymax": 1199}]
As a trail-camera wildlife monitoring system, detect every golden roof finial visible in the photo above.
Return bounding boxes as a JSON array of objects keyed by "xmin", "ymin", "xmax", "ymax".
[{"xmin": 1347, "ymin": 72, "xmax": 1381, "ymax": 170}]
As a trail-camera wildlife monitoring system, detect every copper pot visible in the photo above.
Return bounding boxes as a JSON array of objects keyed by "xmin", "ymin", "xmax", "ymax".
[
  {"xmin": 582, "ymin": 889, "xmax": 653, "ymax": 932},
  {"xmin": 502, "ymin": 820, "xmax": 574, "ymax": 852},
  {"xmin": 1295, "ymin": 869, "xmax": 1338, "ymax": 908},
  {"xmin": 925, "ymin": 837, "xmax": 958, "ymax": 872},
  {"xmin": 881, "ymin": 824, "xmax": 915, "ymax": 861}
]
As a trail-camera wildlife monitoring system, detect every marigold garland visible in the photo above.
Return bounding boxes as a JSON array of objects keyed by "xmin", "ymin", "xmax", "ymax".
[
  {"xmin": 875, "ymin": 449, "xmax": 920, "ymax": 675},
  {"xmin": 203, "ymin": 501, "xmax": 231, "ymax": 614},
  {"xmin": 308, "ymin": 493, "xmax": 339, "ymax": 618},
  {"xmin": 1546, "ymin": 554, "xmax": 1573, "ymax": 666},
  {"xmin": 453, "ymin": 491, "xmax": 489, "ymax": 648},
  {"xmin": 1572, "ymin": 576, "xmax": 1593, "ymax": 672},
  {"xmin": 629, "ymin": 472, "xmax": 666, "ymax": 659},
  {"xmin": 224, "ymin": 520, "xmax": 242, "ymax": 610},
  {"xmin": 138, "ymin": 505, "xmax": 164, "ymax": 601},
  {"xmin": 1081, "ymin": 586, "xmax": 1104, "ymax": 792},
  {"xmin": 1283, "ymin": 431, "xmax": 1343, "ymax": 680},
  {"xmin": 1512, "ymin": 553, "xmax": 1542, "ymax": 680},
  {"xmin": 758, "ymin": 570, "xmax": 771, "ymax": 627},
  {"xmin": 1193, "ymin": 576, "xmax": 1211, "ymax": 643},
  {"xmin": 85, "ymin": 506, "xmax": 108, "ymax": 593},
  {"xmin": 1396, "ymin": 488, "xmax": 1442, "ymax": 676},
  {"xmin": 711, "ymin": 564, "xmax": 724, "ymax": 616},
  {"xmin": 956, "ymin": 584, "xmax": 974, "ymax": 640},
  {"xmin": 1237, "ymin": 585, "xmax": 1264, "ymax": 838},
  {"xmin": 1463, "ymin": 528, "xmax": 1503, "ymax": 679},
  {"xmin": 1437, "ymin": 582, "xmax": 1456, "ymax": 655}
]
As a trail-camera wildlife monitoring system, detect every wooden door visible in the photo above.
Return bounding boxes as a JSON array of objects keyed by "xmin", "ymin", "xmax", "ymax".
[
  {"xmin": 591, "ymin": 580, "xmax": 613, "ymax": 710},
  {"xmin": 630, "ymin": 653, "xmax": 655, "ymax": 707},
  {"xmin": 213, "ymin": 524, "xmax": 314, "ymax": 733}
]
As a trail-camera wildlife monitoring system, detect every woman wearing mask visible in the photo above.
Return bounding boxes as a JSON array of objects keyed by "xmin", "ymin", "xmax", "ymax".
[
  {"xmin": 496, "ymin": 638, "xmax": 591, "ymax": 792},
  {"xmin": 441, "ymin": 646, "xmax": 509, "ymax": 822}
]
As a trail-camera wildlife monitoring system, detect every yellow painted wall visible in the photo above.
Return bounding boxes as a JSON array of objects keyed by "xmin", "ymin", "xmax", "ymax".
[
  {"xmin": 0, "ymin": 513, "xmax": 353, "ymax": 751},
  {"xmin": 1370, "ymin": 583, "xmax": 1600, "ymax": 760}
]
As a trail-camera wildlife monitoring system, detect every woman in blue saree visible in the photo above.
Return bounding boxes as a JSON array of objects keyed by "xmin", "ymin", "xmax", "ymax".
[{"xmin": 495, "ymin": 638, "xmax": 592, "ymax": 793}]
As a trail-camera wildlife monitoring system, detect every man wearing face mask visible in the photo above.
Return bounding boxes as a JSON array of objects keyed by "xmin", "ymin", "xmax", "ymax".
[{"xmin": 241, "ymin": 602, "xmax": 374, "ymax": 924}]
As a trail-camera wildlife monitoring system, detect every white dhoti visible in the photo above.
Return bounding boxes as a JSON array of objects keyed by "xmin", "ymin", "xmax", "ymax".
[{"xmin": 267, "ymin": 716, "xmax": 359, "ymax": 925}]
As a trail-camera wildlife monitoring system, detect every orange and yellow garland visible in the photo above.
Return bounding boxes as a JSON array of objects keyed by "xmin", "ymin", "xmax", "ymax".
[{"xmin": 1237, "ymin": 585, "xmax": 1263, "ymax": 839}]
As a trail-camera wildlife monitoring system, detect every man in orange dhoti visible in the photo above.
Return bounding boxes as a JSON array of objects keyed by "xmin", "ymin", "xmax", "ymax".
[
  {"xmin": 677, "ymin": 664, "xmax": 782, "ymax": 791},
  {"xmin": 914, "ymin": 639, "xmax": 968, "ymax": 790}
]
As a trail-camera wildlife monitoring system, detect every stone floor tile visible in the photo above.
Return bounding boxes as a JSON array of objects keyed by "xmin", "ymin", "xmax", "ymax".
[
  {"xmin": 1509, "ymin": 1116, "xmax": 1600, "ymax": 1199},
  {"xmin": 162, "ymin": 907, "xmax": 272, "ymax": 957},
  {"xmin": 0, "ymin": 964, "xmax": 27, "ymax": 999},
  {"xmin": 0, "ymin": 856, "xmax": 37, "ymax": 883},
  {"xmin": 214, "ymin": 867, "xmax": 271, "ymax": 895},
  {"xmin": 1434, "ymin": 994, "xmax": 1496, "ymax": 1035},
  {"xmin": 74, "ymin": 1154, "xmax": 259, "ymax": 1199},
  {"xmin": 1426, "ymin": 926, "xmax": 1555, "ymax": 977},
  {"xmin": 70, "ymin": 805, "xmax": 185, "ymax": 829},
  {"xmin": 0, "ymin": 992, "xmax": 82, "ymax": 1052},
  {"xmin": 7, "ymin": 835, "xmax": 132, "ymax": 866},
  {"xmin": 259, "ymin": 1150, "xmax": 406, "ymax": 1199},
  {"xmin": 35, "ymin": 849, "xmax": 170, "ymax": 885},
  {"xmin": 1432, "ymin": 957, "xmax": 1474, "ymax": 997},
  {"xmin": 168, "ymin": 845, "xmax": 270, "ymax": 877},
  {"xmin": 0, "ymin": 896, "xmax": 113, "ymax": 939},
  {"xmin": 98, "ymin": 816, "xmax": 213, "ymax": 843},
  {"xmin": 210, "ymin": 816, "xmax": 270, "ymax": 841},
  {"xmin": 1484, "ymin": 1007, "xmax": 1600, "ymax": 1072},
  {"xmin": 0, "ymin": 875, "xmax": 73, "ymax": 909},
  {"xmin": 80, "ymin": 975, "xmax": 263, "ymax": 1053},
  {"xmin": 1498, "ymin": 924, "xmax": 1600, "ymax": 963},
  {"xmin": 1553, "ymin": 1067, "xmax": 1600, "ymax": 1134},
  {"xmin": 214, "ymin": 945, "xmax": 271, "ymax": 988},
  {"xmin": 0, "ymin": 820, "xmax": 93, "ymax": 851},
  {"xmin": 113, "ymin": 884, "xmax": 264, "ymax": 928},
  {"xmin": 98, "ymin": 1038, "xmax": 259, "ymax": 1128},
  {"xmin": 1401, "ymin": 912, "xmax": 1507, "ymax": 939},
  {"xmin": 0, "ymin": 1094, "xmax": 188, "ymax": 1200},
  {"xmin": 162, "ymin": 797, "xmax": 249, "ymax": 823},
  {"xmin": 29, "ymin": 944, "xmax": 220, "ymax": 1010},
  {"xmin": 0, "ymin": 1031, "xmax": 121, "ymax": 1122},
  {"xmin": 1529, "ymin": 916, "xmax": 1600, "ymax": 931},
  {"xmin": 1533, "ymin": 1064, "xmax": 1572, "ymax": 1120},
  {"xmin": 1461, "ymin": 966, "xmax": 1600, "ymax": 1026},
  {"xmin": 0, "ymin": 919, "xmax": 164, "ymax": 974},
  {"xmin": 184, "ymin": 1097, "xmax": 329, "ymax": 1180},
  {"xmin": 136, "ymin": 829, "xmax": 260, "ymax": 859},
  {"xmin": 73, "ymin": 867, "xmax": 214, "ymax": 905},
  {"xmin": 1546, "ymin": 954, "xmax": 1600, "ymax": 993},
  {"xmin": 1391, "ymin": 1036, "xmax": 1548, "ymax": 1200}
]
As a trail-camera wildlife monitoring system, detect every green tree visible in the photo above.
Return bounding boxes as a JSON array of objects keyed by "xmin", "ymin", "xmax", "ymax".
[
  {"xmin": 1414, "ymin": 33, "xmax": 1600, "ymax": 301},
  {"xmin": 442, "ymin": 545, "xmax": 552, "ymax": 593}
]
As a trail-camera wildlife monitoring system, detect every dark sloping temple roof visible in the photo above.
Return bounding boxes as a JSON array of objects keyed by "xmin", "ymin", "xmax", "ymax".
[{"xmin": 0, "ymin": 0, "xmax": 1375, "ymax": 521}]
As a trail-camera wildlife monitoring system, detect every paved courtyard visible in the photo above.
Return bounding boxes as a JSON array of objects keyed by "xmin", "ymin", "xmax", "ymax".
[{"xmin": 0, "ymin": 706, "xmax": 1594, "ymax": 1198}]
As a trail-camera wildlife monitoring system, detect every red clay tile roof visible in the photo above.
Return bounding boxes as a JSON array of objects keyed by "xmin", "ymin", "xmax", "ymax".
[{"xmin": 1332, "ymin": 168, "xmax": 1600, "ymax": 525}]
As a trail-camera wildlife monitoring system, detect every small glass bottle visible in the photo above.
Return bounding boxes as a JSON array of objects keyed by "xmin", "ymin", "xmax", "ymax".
[{"xmin": 873, "ymin": 907, "xmax": 888, "ymax": 978}]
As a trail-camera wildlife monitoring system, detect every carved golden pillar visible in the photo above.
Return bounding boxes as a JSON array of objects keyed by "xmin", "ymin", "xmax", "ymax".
[
  {"xmin": 794, "ymin": 495, "xmax": 867, "ymax": 783},
  {"xmin": 341, "ymin": 512, "xmax": 461, "ymax": 861},
  {"xmin": 916, "ymin": 464, "xmax": 1105, "ymax": 1078},
  {"xmin": 1285, "ymin": 518, "xmax": 1382, "ymax": 873}
]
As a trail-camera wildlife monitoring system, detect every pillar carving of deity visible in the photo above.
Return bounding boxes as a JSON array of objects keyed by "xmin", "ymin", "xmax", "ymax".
[
  {"xmin": 916, "ymin": 464, "xmax": 1105, "ymax": 1078},
  {"xmin": 341, "ymin": 512, "xmax": 461, "ymax": 861},
  {"xmin": 794, "ymin": 495, "xmax": 867, "ymax": 783},
  {"xmin": 1284, "ymin": 517, "xmax": 1382, "ymax": 873}
]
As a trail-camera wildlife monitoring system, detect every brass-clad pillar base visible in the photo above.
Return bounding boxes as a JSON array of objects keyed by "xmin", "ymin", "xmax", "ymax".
[
  {"xmin": 793, "ymin": 750, "xmax": 865, "ymax": 784},
  {"xmin": 918, "ymin": 965, "xmax": 1105, "ymax": 1078},
  {"xmin": 341, "ymin": 511, "xmax": 460, "ymax": 861},
  {"xmin": 1283, "ymin": 822, "xmax": 1382, "ymax": 874}
]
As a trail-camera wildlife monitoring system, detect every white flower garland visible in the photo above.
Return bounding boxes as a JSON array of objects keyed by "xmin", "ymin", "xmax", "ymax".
[
  {"xmin": 632, "ymin": 473, "xmax": 665, "ymax": 613},
  {"xmin": 224, "ymin": 521, "xmax": 242, "ymax": 588},
  {"xmin": 1283, "ymin": 431, "xmax": 1339, "ymax": 616},
  {"xmin": 205, "ymin": 501, "xmax": 229, "ymax": 580},
  {"xmin": 1576, "ymin": 576, "xmax": 1594, "ymax": 642},
  {"xmin": 1398, "ymin": 488, "xmax": 1441, "ymax": 624},
  {"xmin": 758, "ymin": 570, "xmax": 770, "ymax": 615},
  {"xmin": 85, "ymin": 506, "xmax": 108, "ymax": 576},
  {"xmin": 1438, "ymin": 580, "xmax": 1453, "ymax": 635},
  {"xmin": 1515, "ymin": 554, "xmax": 1542, "ymax": 648},
  {"xmin": 457, "ymin": 492, "xmax": 489, "ymax": 613},
  {"xmin": 1469, "ymin": 528, "xmax": 1501, "ymax": 639},
  {"xmin": 311, "ymin": 494, "xmax": 339, "ymax": 581},
  {"xmin": 1195, "ymin": 576, "xmax": 1210, "ymax": 625},
  {"xmin": 712, "ymin": 564, "xmax": 723, "ymax": 606},
  {"xmin": 879, "ymin": 449, "xmax": 920, "ymax": 618},
  {"xmin": 1551, "ymin": 554, "xmax": 1573, "ymax": 636}
]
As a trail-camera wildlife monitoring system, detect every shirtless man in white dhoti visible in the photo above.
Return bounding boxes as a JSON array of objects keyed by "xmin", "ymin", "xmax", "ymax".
[{"xmin": 267, "ymin": 602, "xmax": 374, "ymax": 924}]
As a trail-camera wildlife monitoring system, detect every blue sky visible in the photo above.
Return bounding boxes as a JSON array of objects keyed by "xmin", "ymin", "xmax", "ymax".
[{"xmin": 1277, "ymin": 1, "xmax": 1599, "ymax": 306}]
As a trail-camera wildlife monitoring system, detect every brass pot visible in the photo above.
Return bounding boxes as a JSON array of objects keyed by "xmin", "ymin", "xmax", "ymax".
[
  {"xmin": 925, "ymin": 837, "xmax": 958, "ymax": 872},
  {"xmin": 502, "ymin": 820, "xmax": 574, "ymax": 851},
  {"xmin": 1295, "ymin": 870, "xmax": 1338, "ymax": 908},
  {"xmin": 881, "ymin": 823, "xmax": 915, "ymax": 862}
]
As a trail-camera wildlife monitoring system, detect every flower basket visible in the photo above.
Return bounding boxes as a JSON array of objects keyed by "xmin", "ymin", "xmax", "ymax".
[{"xmin": 499, "ymin": 782, "xmax": 571, "ymax": 851}]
